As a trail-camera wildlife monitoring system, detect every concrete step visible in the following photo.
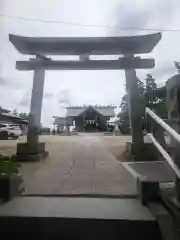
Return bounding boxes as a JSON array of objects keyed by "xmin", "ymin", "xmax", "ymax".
[{"xmin": 0, "ymin": 196, "xmax": 162, "ymax": 239}]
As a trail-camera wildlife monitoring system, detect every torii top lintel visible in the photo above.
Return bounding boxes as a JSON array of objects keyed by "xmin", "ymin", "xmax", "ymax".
[{"xmin": 9, "ymin": 33, "xmax": 161, "ymax": 56}]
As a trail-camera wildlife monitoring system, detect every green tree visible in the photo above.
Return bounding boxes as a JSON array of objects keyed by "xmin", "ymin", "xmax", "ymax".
[
  {"xmin": 119, "ymin": 78, "xmax": 145, "ymax": 133},
  {"xmin": 174, "ymin": 61, "xmax": 180, "ymax": 73},
  {"xmin": 137, "ymin": 77, "xmax": 145, "ymax": 95},
  {"xmin": 120, "ymin": 93, "xmax": 128, "ymax": 110},
  {"xmin": 145, "ymin": 74, "xmax": 157, "ymax": 105},
  {"xmin": 120, "ymin": 78, "xmax": 145, "ymax": 110},
  {"xmin": 119, "ymin": 72, "xmax": 169, "ymax": 135},
  {"xmin": 12, "ymin": 109, "xmax": 18, "ymax": 116},
  {"xmin": 144, "ymin": 74, "xmax": 168, "ymax": 118}
]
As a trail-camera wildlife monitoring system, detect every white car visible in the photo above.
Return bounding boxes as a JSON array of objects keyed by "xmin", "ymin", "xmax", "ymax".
[{"xmin": 0, "ymin": 123, "xmax": 22, "ymax": 139}]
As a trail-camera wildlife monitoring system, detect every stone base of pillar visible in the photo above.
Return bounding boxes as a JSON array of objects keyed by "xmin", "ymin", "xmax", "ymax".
[
  {"xmin": 12, "ymin": 142, "xmax": 48, "ymax": 162},
  {"xmin": 125, "ymin": 142, "xmax": 159, "ymax": 161},
  {"xmin": 0, "ymin": 155, "xmax": 11, "ymax": 161}
]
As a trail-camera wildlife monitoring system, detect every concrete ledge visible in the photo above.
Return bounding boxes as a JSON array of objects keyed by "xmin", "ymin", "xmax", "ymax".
[
  {"xmin": 122, "ymin": 160, "xmax": 175, "ymax": 204},
  {"xmin": 122, "ymin": 161, "xmax": 175, "ymax": 182}
]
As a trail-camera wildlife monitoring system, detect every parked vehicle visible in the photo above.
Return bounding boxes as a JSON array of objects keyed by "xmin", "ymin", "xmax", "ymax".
[{"xmin": 0, "ymin": 123, "xmax": 22, "ymax": 139}]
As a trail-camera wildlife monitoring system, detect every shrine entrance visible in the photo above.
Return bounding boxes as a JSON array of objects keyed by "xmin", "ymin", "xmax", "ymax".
[
  {"xmin": 9, "ymin": 33, "xmax": 161, "ymax": 160},
  {"xmin": 79, "ymin": 107, "xmax": 107, "ymax": 132},
  {"xmin": 66, "ymin": 105, "xmax": 114, "ymax": 132}
]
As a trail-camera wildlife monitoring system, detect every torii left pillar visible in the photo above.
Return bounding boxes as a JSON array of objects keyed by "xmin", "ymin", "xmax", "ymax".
[{"xmin": 13, "ymin": 66, "xmax": 48, "ymax": 161}]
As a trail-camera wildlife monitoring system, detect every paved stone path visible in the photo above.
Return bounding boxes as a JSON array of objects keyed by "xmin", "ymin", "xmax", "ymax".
[{"xmin": 20, "ymin": 135, "xmax": 136, "ymax": 196}]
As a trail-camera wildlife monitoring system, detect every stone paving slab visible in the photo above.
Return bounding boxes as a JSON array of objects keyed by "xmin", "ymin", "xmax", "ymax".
[{"xmin": 19, "ymin": 135, "xmax": 136, "ymax": 196}]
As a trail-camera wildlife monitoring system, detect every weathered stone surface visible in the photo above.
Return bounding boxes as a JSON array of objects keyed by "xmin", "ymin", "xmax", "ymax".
[
  {"xmin": 19, "ymin": 135, "xmax": 136, "ymax": 196},
  {"xmin": 12, "ymin": 151, "xmax": 48, "ymax": 162},
  {"xmin": 12, "ymin": 142, "xmax": 48, "ymax": 162},
  {"xmin": 16, "ymin": 142, "xmax": 45, "ymax": 155}
]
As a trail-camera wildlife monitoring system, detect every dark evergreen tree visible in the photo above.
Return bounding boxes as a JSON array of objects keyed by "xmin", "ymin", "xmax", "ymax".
[
  {"xmin": 145, "ymin": 74, "xmax": 157, "ymax": 105},
  {"xmin": 174, "ymin": 61, "xmax": 180, "ymax": 73}
]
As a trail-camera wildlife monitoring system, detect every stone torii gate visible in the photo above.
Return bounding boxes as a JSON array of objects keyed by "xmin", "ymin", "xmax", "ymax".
[{"xmin": 9, "ymin": 33, "xmax": 161, "ymax": 161}]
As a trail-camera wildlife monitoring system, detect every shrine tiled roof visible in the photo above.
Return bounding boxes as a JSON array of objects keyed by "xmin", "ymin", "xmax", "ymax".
[{"xmin": 66, "ymin": 106, "xmax": 115, "ymax": 117}]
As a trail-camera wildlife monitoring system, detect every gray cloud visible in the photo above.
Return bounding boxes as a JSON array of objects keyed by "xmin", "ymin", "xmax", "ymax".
[
  {"xmin": 114, "ymin": 6, "xmax": 151, "ymax": 32},
  {"xmin": 0, "ymin": 77, "xmax": 7, "ymax": 86},
  {"xmin": 19, "ymin": 91, "xmax": 31, "ymax": 107},
  {"xmin": 44, "ymin": 92, "xmax": 54, "ymax": 99},
  {"xmin": 113, "ymin": 1, "xmax": 176, "ymax": 34},
  {"xmin": 20, "ymin": 91, "xmax": 55, "ymax": 107},
  {"xmin": 153, "ymin": 62, "xmax": 176, "ymax": 80},
  {"xmin": 58, "ymin": 89, "xmax": 71, "ymax": 106},
  {"xmin": 0, "ymin": 76, "xmax": 22, "ymax": 89}
]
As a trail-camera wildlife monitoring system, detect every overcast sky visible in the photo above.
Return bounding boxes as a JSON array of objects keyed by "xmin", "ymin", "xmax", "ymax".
[{"xmin": 0, "ymin": 0, "xmax": 180, "ymax": 126}]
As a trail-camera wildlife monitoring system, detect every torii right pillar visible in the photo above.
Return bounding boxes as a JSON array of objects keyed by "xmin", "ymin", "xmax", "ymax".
[
  {"xmin": 125, "ymin": 67, "xmax": 144, "ymax": 144},
  {"xmin": 125, "ymin": 61, "xmax": 144, "ymax": 160}
]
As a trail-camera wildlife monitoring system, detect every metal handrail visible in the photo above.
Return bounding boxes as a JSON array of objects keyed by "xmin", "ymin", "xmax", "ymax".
[
  {"xmin": 147, "ymin": 133, "xmax": 180, "ymax": 179},
  {"xmin": 146, "ymin": 107, "xmax": 180, "ymax": 179},
  {"xmin": 146, "ymin": 107, "xmax": 180, "ymax": 145}
]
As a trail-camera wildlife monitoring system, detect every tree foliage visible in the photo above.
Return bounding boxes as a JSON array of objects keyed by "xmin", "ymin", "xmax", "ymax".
[
  {"xmin": 174, "ymin": 61, "xmax": 180, "ymax": 73},
  {"xmin": 120, "ymin": 74, "xmax": 157, "ymax": 112},
  {"xmin": 119, "ymin": 74, "xmax": 168, "ymax": 133},
  {"xmin": 120, "ymin": 77, "xmax": 145, "ymax": 111},
  {"xmin": 145, "ymin": 74, "xmax": 157, "ymax": 105},
  {"xmin": 12, "ymin": 109, "xmax": 18, "ymax": 116}
]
